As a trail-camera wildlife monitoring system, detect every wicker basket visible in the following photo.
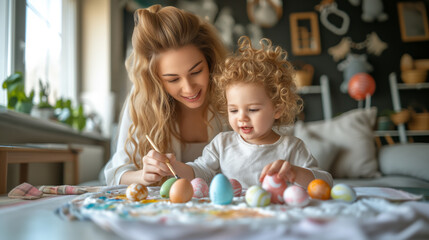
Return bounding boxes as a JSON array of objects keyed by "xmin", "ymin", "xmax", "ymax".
[
  {"xmin": 390, "ymin": 109, "xmax": 411, "ymax": 125},
  {"xmin": 408, "ymin": 111, "xmax": 429, "ymax": 130},
  {"xmin": 401, "ymin": 69, "xmax": 427, "ymax": 84},
  {"xmin": 294, "ymin": 64, "xmax": 314, "ymax": 88}
]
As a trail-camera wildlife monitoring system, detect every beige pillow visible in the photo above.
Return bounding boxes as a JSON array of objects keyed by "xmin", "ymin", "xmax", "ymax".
[
  {"xmin": 294, "ymin": 122, "xmax": 340, "ymax": 171},
  {"xmin": 294, "ymin": 107, "xmax": 380, "ymax": 178}
]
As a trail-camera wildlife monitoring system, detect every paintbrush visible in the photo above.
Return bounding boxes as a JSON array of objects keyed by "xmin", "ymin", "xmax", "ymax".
[{"xmin": 145, "ymin": 135, "xmax": 180, "ymax": 179}]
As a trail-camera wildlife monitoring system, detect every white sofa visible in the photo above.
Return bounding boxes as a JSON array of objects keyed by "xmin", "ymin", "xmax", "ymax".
[{"xmin": 287, "ymin": 107, "xmax": 429, "ymax": 189}]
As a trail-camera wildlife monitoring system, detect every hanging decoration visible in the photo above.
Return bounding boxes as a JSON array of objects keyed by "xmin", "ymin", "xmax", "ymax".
[
  {"xmin": 337, "ymin": 53, "xmax": 373, "ymax": 93},
  {"xmin": 348, "ymin": 73, "xmax": 376, "ymax": 101},
  {"xmin": 247, "ymin": 0, "xmax": 283, "ymax": 28},
  {"xmin": 214, "ymin": 7, "xmax": 236, "ymax": 49},
  {"xmin": 348, "ymin": 73, "xmax": 376, "ymax": 109},
  {"xmin": 177, "ymin": 0, "xmax": 218, "ymax": 23},
  {"xmin": 328, "ymin": 32, "xmax": 388, "ymax": 62},
  {"xmin": 315, "ymin": 0, "xmax": 350, "ymax": 35},
  {"xmin": 348, "ymin": 0, "xmax": 388, "ymax": 23}
]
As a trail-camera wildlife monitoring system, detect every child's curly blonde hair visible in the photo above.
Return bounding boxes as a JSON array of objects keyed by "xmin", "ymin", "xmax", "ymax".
[{"xmin": 212, "ymin": 36, "xmax": 303, "ymax": 126}]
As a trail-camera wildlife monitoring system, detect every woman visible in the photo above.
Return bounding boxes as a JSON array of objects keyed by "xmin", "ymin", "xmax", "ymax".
[{"xmin": 104, "ymin": 5, "xmax": 228, "ymax": 186}]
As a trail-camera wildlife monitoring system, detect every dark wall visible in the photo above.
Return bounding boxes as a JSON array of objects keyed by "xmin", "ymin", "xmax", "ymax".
[
  {"xmin": 213, "ymin": 0, "xmax": 429, "ymax": 121},
  {"xmin": 124, "ymin": 0, "xmax": 429, "ymax": 121}
]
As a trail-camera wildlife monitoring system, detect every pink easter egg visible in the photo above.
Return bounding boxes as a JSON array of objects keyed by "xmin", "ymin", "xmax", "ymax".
[
  {"xmin": 229, "ymin": 178, "xmax": 242, "ymax": 197},
  {"xmin": 190, "ymin": 178, "xmax": 209, "ymax": 198},
  {"xmin": 283, "ymin": 185, "xmax": 310, "ymax": 207},
  {"xmin": 262, "ymin": 174, "xmax": 288, "ymax": 204}
]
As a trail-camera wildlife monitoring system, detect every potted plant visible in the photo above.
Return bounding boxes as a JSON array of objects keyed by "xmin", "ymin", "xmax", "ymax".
[
  {"xmin": 31, "ymin": 80, "xmax": 55, "ymax": 120},
  {"xmin": 2, "ymin": 72, "xmax": 34, "ymax": 114},
  {"xmin": 377, "ymin": 109, "xmax": 394, "ymax": 130},
  {"xmin": 55, "ymin": 98, "xmax": 87, "ymax": 131}
]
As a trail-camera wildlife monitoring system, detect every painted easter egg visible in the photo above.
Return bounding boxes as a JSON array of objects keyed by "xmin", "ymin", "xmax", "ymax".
[
  {"xmin": 262, "ymin": 174, "xmax": 287, "ymax": 204},
  {"xmin": 330, "ymin": 183, "xmax": 357, "ymax": 203},
  {"xmin": 245, "ymin": 185, "xmax": 271, "ymax": 207},
  {"xmin": 307, "ymin": 179, "xmax": 331, "ymax": 200},
  {"xmin": 283, "ymin": 185, "xmax": 310, "ymax": 207},
  {"xmin": 209, "ymin": 174, "xmax": 234, "ymax": 205},
  {"xmin": 169, "ymin": 178, "xmax": 194, "ymax": 203},
  {"xmin": 126, "ymin": 183, "xmax": 148, "ymax": 201},
  {"xmin": 229, "ymin": 178, "xmax": 242, "ymax": 197},
  {"xmin": 160, "ymin": 177, "xmax": 177, "ymax": 198},
  {"xmin": 191, "ymin": 178, "xmax": 209, "ymax": 198}
]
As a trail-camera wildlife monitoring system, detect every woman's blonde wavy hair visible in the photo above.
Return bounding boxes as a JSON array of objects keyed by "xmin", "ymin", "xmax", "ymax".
[
  {"xmin": 212, "ymin": 36, "xmax": 302, "ymax": 126},
  {"xmin": 124, "ymin": 5, "xmax": 227, "ymax": 169}
]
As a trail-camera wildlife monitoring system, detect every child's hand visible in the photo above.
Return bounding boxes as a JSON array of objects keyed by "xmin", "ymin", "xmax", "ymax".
[
  {"xmin": 141, "ymin": 150, "xmax": 175, "ymax": 185},
  {"xmin": 259, "ymin": 160, "xmax": 296, "ymax": 184}
]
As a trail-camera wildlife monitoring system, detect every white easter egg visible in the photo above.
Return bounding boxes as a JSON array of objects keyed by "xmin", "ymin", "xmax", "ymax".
[
  {"xmin": 126, "ymin": 183, "xmax": 148, "ymax": 201},
  {"xmin": 245, "ymin": 185, "xmax": 271, "ymax": 207},
  {"xmin": 283, "ymin": 185, "xmax": 310, "ymax": 207},
  {"xmin": 330, "ymin": 183, "xmax": 357, "ymax": 202}
]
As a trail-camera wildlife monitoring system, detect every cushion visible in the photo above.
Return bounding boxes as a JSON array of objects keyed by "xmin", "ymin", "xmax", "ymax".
[
  {"xmin": 379, "ymin": 143, "xmax": 429, "ymax": 182},
  {"xmin": 294, "ymin": 107, "xmax": 380, "ymax": 178},
  {"xmin": 294, "ymin": 122, "xmax": 340, "ymax": 171}
]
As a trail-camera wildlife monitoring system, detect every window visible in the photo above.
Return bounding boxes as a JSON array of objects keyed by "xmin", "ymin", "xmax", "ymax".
[
  {"xmin": 0, "ymin": 0, "xmax": 77, "ymax": 108},
  {"xmin": 0, "ymin": 1, "xmax": 11, "ymax": 106},
  {"xmin": 25, "ymin": 0, "xmax": 62, "ymax": 105}
]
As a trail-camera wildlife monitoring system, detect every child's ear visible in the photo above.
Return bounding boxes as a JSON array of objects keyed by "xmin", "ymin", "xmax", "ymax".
[{"xmin": 274, "ymin": 107, "xmax": 283, "ymax": 119}]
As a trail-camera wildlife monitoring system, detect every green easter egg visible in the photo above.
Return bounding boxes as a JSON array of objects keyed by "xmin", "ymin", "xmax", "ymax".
[{"xmin": 160, "ymin": 178, "xmax": 177, "ymax": 198}]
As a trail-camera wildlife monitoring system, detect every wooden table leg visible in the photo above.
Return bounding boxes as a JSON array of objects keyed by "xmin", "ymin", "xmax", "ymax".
[
  {"xmin": 73, "ymin": 151, "xmax": 79, "ymax": 185},
  {"xmin": 0, "ymin": 152, "xmax": 8, "ymax": 194},
  {"xmin": 19, "ymin": 163, "xmax": 28, "ymax": 183},
  {"xmin": 64, "ymin": 150, "xmax": 79, "ymax": 185}
]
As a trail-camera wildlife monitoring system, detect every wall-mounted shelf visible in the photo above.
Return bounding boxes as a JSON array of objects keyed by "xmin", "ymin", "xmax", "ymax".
[
  {"xmin": 297, "ymin": 75, "xmax": 332, "ymax": 120},
  {"xmin": 396, "ymin": 82, "xmax": 429, "ymax": 90},
  {"xmin": 389, "ymin": 72, "xmax": 429, "ymax": 143},
  {"xmin": 374, "ymin": 130, "xmax": 429, "ymax": 137}
]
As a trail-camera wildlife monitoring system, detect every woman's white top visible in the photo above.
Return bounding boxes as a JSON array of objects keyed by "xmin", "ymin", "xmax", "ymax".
[{"xmin": 104, "ymin": 99, "xmax": 227, "ymax": 186}]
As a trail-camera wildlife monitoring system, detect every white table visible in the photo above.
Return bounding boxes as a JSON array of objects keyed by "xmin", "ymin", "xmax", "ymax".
[
  {"xmin": 2, "ymin": 189, "xmax": 429, "ymax": 240},
  {"xmin": 0, "ymin": 195, "xmax": 123, "ymax": 240}
]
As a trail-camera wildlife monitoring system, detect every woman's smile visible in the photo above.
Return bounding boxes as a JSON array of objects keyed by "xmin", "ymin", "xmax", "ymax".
[{"xmin": 182, "ymin": 90, "xmax": 201, "ymax": 102}]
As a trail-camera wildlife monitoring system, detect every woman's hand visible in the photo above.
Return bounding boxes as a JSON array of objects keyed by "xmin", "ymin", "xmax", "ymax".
[
  {"xmin": 140, "ymin": 150, "xmax": 175, "ymax": 185},
  {"xmin": 259, "ymin": 160, "xmax": 296, "ymax": 184}
]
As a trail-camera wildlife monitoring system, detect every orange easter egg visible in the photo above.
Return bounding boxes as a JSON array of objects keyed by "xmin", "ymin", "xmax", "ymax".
[
  {"xmin": 307, "ymin": 179, "xmax": 331, "ymax": 200},
  {"xmin": 169, "ymin": 178, "xmax": 194, "ymax": 203}
]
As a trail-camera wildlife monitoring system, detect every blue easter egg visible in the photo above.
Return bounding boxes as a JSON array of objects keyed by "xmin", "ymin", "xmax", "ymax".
[{"xmin": 209, "ymin": 174, "xmax": 233, "ymax": 205}]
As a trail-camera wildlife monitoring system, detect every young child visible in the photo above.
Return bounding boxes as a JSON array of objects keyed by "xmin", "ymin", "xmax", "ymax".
[{"xmin": 167, "ymin": 36, "xmax": 332, "ymax": 189}]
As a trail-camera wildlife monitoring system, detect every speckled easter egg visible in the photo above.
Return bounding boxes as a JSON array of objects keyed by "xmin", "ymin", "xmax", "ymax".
[
  {"xmin": 191, "ymin": 178, "xmax": 209, "ymax": 198},
  {"xmin": 330, "ymin": 183, "xmax": 357, "ymax": 202},
  {"xmin": 169, "ymin": 178, "xmax": 194, "ymax": 203},
  {"xmin": 229, "ymin": 178, "xmax": 242, "ymax": 197},
  {"xmin": 245, "ymin": 185, "xmax": 271, "ymax": 207},
  {"xmin": 209, "ymin": 174, "xmax": 234, "ymax": 205},
  {"xmin": 126, "ymin": 183, "xmax": 148, "ymax": 201},
  {"xmin": 160, "ymin": 177, "xmax": 177, "ymax": 198},
  {"xmin": 307, "ymin": 179, "xmax": 331, "ymax": 200},
  {"xmin": 283, "ymin": 185, "xmax": 310, "ymax": 207},
  {"xmin": 261, "ymin": 174, "xmax": 288, "ymax": 204}
]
